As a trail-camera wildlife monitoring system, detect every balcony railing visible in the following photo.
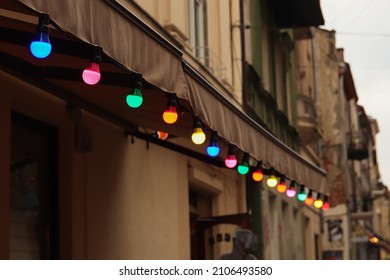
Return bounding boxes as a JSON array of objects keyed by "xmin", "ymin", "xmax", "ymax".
[
  {"xmin": 193, "ymin": 46, "xmax": 227, "ymax": 81},
  {"xmin": 347, "ymin": 141, "xmax": 368, "ymax": 160}
]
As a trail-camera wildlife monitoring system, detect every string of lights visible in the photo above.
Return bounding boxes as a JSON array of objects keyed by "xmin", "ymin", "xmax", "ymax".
[{"xmin": 29, "ymin": 12, "xmax": 329, "ymax": 211}]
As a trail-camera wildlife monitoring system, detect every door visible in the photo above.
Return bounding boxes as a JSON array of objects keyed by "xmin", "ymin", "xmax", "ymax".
[
  {"xmin": 9, "ymin": 112, "xmax": 59, "ymax": 259},
  {"xmin": 189, "ymin": 188, "xmax": 213, "ymax": 260}
]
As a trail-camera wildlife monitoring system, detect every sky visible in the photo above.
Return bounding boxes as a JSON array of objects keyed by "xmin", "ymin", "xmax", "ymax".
[{"xmin": 320, "ymin": 0, "xmax": 390, "ymax": 187}]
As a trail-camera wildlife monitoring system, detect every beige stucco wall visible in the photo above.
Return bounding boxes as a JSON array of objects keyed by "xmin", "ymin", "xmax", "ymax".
[
  {"xmin": 372, "ymin": 192, "xmax": 390, "ymax": 259},
  {"xmin": 295, "ymin": 28, "xmax": 348, "ymax": 259},
  {"xmin": 315, "ymin": 29, "xmax": 340, "ymax": 146},
  {"xmin": 262, "ymin": 187, "xmax": 305, "ymax": 260},
  {"xmin": 0, "ymin": 69, "xmax": 246, "ymax": 259},
  {"xmin": 303, "ymin": 207, "xmax": 322, "ymax": 259},
  {"xmin": 82, "ymin": 118, "xmax": 190, "ymax": 259},
  {"xmin": 315, "ymin": 29, "xmax": 350, "ymax": 259},
  {"xmin": 261, "ymin": 187, "xmax": 322, "ymax": 260}
]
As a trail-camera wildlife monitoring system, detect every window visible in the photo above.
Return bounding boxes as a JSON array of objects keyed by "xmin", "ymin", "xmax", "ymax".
[{"xmin": 188, "ymin": 0, "xmax": 208, "ymax": 66}]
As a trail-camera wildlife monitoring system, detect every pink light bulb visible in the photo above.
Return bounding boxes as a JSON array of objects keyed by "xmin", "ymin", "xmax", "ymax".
[
  {"xmin": 82, "ymin": 62, "xmax": 101, "ymax": 85},
  {"xmin": 225, "ymin": 155, "xmax": 237, "ymax": 168},
  {"xmin": 286, "ymin": 188, "xmax": 296, "ymax": 198}
]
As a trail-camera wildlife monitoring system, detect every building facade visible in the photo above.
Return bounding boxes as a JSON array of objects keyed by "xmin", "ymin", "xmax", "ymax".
[
  {"xmin": 294, "ymin": 27, "xmax": 349, "ymax": 260},
  {"xmin": 294, "ymin": 29, "xmax": 390, "ymax": 259},
  {"xmin": 1, "ymin": 0, "xmax": 332, "ymax": 260}
]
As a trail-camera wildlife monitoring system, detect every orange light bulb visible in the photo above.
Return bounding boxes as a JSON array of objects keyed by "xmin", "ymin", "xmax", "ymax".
[
  {"xmin": 277, "ymin": 180, "xmax": 287, "ymax": 193},
  {"xmin": 163, "ymin": 105, "xmax": 178, "ymax": 124},
  {"xmin": 252, "ymin": 169, "xmax": 264, "ymax": 182},
  {"xmin": 305, "ymin": 191, "xmax": 314, "ymax": 205}
]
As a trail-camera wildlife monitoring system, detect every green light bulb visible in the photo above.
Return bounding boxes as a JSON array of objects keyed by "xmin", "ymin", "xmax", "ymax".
[
  {"xmin": 126, "ymin": 87, "xmax": 143, "ymax": 108},
  {"xmin": 297, "ymin": 192, "xmax": 307, "ymax": 202},
  {"xmin": 237, "ymin": 164, "xmax": 249, "ymax": 175}
]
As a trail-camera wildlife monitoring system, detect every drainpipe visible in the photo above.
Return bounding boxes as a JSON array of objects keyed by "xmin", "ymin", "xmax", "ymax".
[
  {"xmin": 339, "ymin": 64, "xmax": 353, "ymax": 259},
  {"xmin": 346, "ymin": 97, "xmax": 358, "ymax": 215},
  {"xmin": 239, "ymin": 0, "xmax": 247, "ymax": 105},
  {"xmin": 310, "ymin": 32, "xmax": 323, "ymax": 166},
  {"xmin": 239, "ymin": 0, "xmax": 263, "ymax": 259}
]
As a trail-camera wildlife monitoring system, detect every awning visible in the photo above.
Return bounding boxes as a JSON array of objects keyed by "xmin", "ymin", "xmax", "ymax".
[
  {"xmin": 8, "ymin": 0, "xmax": 188, "ymax": 97},
  {"xmin": 266, "ymin": 0, "xmax": 325, "ymax": 28},
  {"xmin": 1, "ymin": 0, "xmax": 327, "ymax": 194},
  {"xmin": 184, "ymin": 64, "xmax": 326, "ymax": 194}
]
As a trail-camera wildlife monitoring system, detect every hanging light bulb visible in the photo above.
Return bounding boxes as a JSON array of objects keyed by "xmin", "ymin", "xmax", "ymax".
[
  {"xmin": 252, "ymin": 161, "xmax": 264, "ymax": 182},
  {"xmin": 162, "ymin": 94, "xmax": 179, "ymax": 124},
  {"xmin": 126, "ymin": 75, "xmax": 143, "ymax": 108},
  {"xmin": 276, "ymin": 176, "xmax": 287, "ymax": 193},
  {"xmin": 266, "ymin": 168, "xmax": 278, "ymax": 188},
  {"xmin": 206, "ymin": 131, "xmax": 220, "ymax": 157},
  {"xmin": 286, "ymin": 180, "xmax": 296, "ymax": 198},
  {"xmin": 297, "ymin": 185, "xmax": 307, "ymax": 202},
  {"xmin": 82, "ymin": 47, "xmax": 102, "ymax": 85},
  {"xmin": 237, "ymin": 153, "xmax": 250, "ymax": 175},
  {"xmin": 191, "ymin": 116, "xmax": 206, "ymax": 145},
  {"xmin": 314, "ymin": 193, "xmax": 324, "ymax": 209},
  {"xmin": 322, "ymin": 196, "xmax": 330, "ymax": 211},
  {"xmin": 369, "ymin": 236, "xmax": 379, "ymax": 244},
  {"xmin": 30, "ymin": 14, "xmax": 52, "ymax": 59},
  {"xmin": 305, "ymin": 190, "xmax": 314, "ymax": 205},
  {"xmin": 225, "ymin": 145, "xmax": 237, "ymax": 168},
  {"xmin": 157, "ymin": 131, "xmax": 169, "ymax": 140}
]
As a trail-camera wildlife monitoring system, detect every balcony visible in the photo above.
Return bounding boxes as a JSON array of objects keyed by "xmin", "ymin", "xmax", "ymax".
[
  {"xmin": 347, "ymin": 142, "xmax": 369, "ymax": 160},
  {"xmin": 297, "ymin": 94, "xmax": 321, "ymax": 144},
  {"xmin": 244, "ymin": 64, "xmax": 300, "ymax": 151},
  {"xmin": 351, "ymin": 211, "xmax": 373, "ymax": 222}
]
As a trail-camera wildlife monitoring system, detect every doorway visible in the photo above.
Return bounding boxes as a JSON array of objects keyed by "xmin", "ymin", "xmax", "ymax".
[
  {"xmin": 189, "ymin": 188, "xmax": 213, "ymax": 260},
  {"xmin": 9, "ymin": 112, "xmax": 59, "ymax": 259}
]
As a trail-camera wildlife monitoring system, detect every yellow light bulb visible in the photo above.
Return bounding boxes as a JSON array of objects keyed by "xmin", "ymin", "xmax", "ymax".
[
  {"xmin": 266, "ymin": 175, "xmax": 278, "ymax": 188},
  {"xmin": 191, "ymin": 128, "xmax": 206, "ymax": 145},
  {"xmin": 314, "ymin": 199, "xmax": 324, "ymax": 209}
]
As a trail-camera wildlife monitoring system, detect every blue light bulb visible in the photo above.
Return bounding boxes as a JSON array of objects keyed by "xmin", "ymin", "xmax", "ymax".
[
  {"xmin": 206, "ymin": 133, "xmax": 220, "ymax": 157},
  {"xmin": 30, "ymin": 14, "xmax": 52, "ymax": 59},
  {"xmin": 30, "ymin": 32, "xmax": 51, "ymax": 59},
  {"xmin": 207, "ymin": 145, "xmax": 220, "ymax": 157}
]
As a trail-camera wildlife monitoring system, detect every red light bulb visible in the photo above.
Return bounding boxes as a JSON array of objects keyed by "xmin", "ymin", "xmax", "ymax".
[
  {"xmin": 157, "ymin": 131, "xmax": 169, "ymax": 140},
  {"xmin": 322, "ymin": 196, "xmax": 330, "ymax": 211}
]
